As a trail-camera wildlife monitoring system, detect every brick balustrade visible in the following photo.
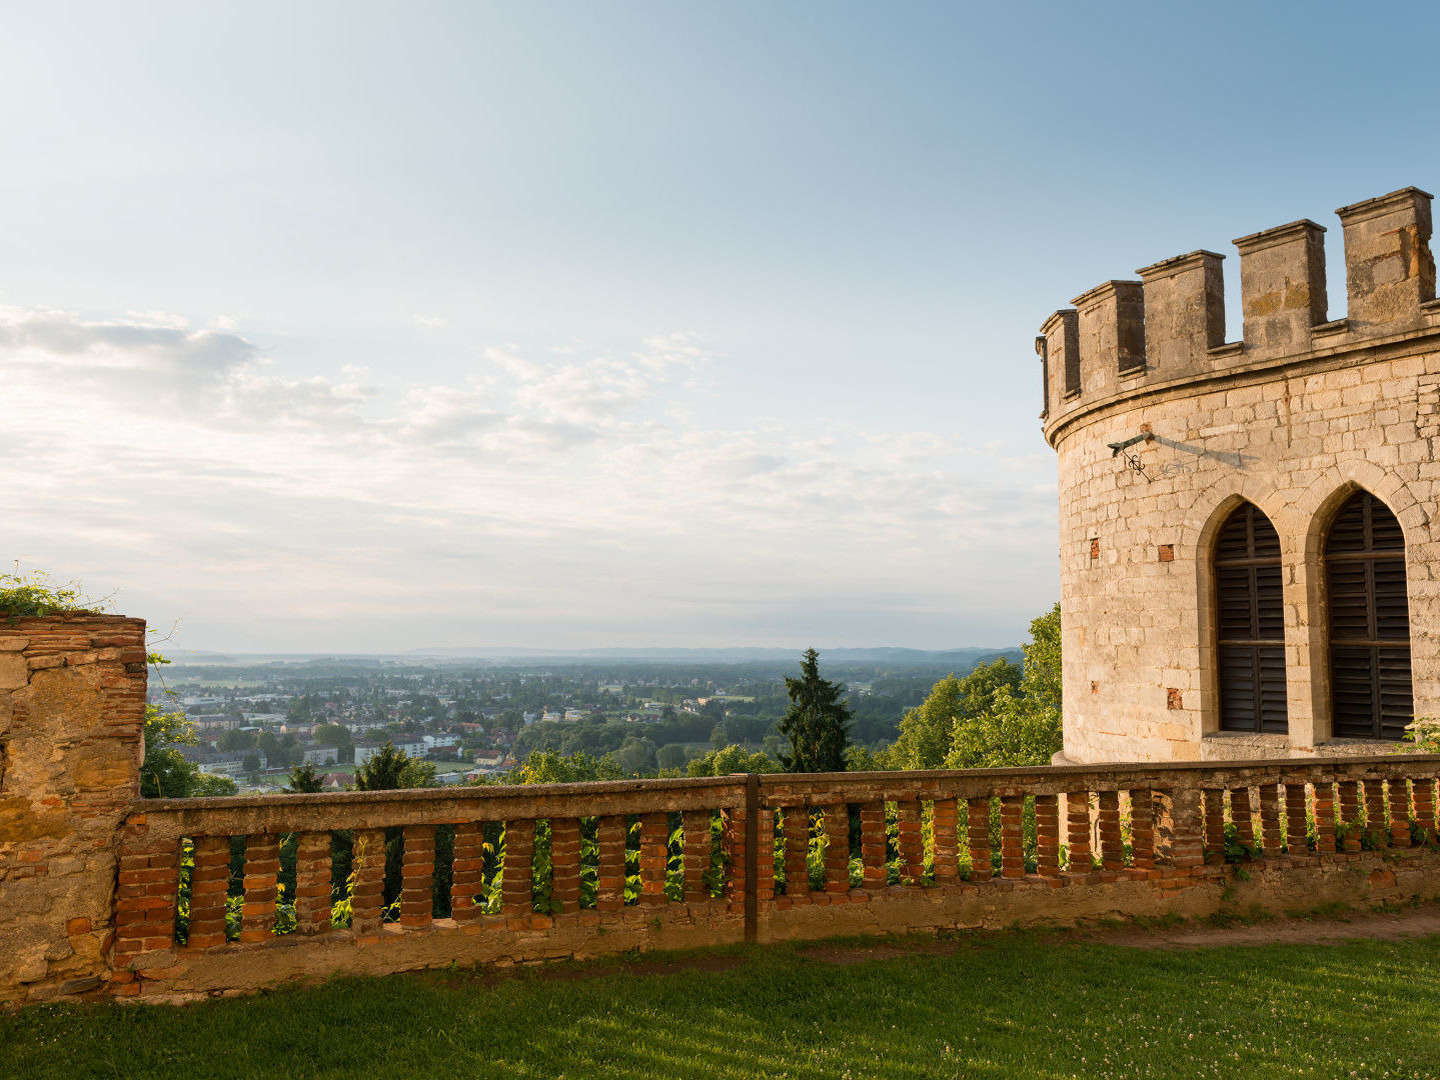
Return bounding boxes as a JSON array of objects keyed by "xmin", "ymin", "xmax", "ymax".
[{"xmin": 108, "ymin": 754, "xmax": 1440, "ymax": 1003}]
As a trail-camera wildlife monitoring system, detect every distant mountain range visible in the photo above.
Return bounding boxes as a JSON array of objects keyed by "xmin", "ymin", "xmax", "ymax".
[
  {"xmin": 167, "ymin": 645, "xmax": 1020, "ymax": 668},
  {"xmin": 403, "ymin": 645, "xmax": 1019, "ymax": 666}
]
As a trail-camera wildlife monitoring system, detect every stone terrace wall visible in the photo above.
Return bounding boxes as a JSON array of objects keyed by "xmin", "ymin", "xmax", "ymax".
[
  {"xmin": 5, "ymin": 618, "xmax": 1440, "ymax": 1009},
  {"xmin": 0, "ymin": 615, "xmax": 147, "ymax": 1004}
]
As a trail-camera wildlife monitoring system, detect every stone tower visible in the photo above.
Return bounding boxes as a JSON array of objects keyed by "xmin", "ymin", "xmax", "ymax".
[{"xmin": 1038, "ymin": 186, "xmax": 1440, "ymax": 763}]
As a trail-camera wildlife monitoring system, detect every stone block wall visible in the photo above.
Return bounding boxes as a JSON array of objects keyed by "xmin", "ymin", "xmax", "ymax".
[{"xmin": 0, "ymin": 615, "xmax": 147, "ymax": 1003}]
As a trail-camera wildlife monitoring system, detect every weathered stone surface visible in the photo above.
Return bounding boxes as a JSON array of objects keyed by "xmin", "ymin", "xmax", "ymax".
[
  {"xmin": 0, "ymin": 654, "xmax": 27, "ymax": 691},
  {"xmin": 0, "ymin": 615, "xmax": 146, "ymax": 1002}
]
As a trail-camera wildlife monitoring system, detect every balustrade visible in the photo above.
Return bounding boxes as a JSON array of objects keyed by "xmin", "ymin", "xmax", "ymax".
[{"xmin": 111, "ymin": 755, "xmax": 1440, "ymax": 1000}]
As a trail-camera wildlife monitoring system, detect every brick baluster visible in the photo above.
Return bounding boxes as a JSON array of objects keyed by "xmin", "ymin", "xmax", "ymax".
[
  {"xmin": 1065, "ymin": 791, "xmax": 1092, "ymax": 872},
  {"xmin": 1337, "ymin": 781, "xmax": 1363, "ymax": 851},
  {"xmin": 1034, "ymin": 794, "xmax": 1061, "ymax": 877},
  {"xmin": 399, "ymin": 826, "xmax": 435, "ymax": 928},
  {"xmin": 1096, "ymin": 791, "xmax": 1123, "ymax": 871},
  {"xmin": 823, "ymin": 804, "xmax": 850, "ymax": 894},
  {"xmin": 1284, "ymin": 783, "xmax": 1310, "ymax": 854},
  {"xmin": 595, "ymin": 815, "xmax": 627, "ymax": 913},
  {"xmin": 896, "ymin": 800, "xmax": 924, "ymax": 883},
  {"xmin": 1159, "ymin": 788, "xmax": 1204, "ymax": 868},
  {"xmin": 1413, "ymin": 779, "xmax": 1437, "ymax": 842},
  {"xmin": 186, "ymin": 835, "xmax": 231, "ymax": 948},
  {"xmin": 114, "ymin": 837, "xmax": 180, "ymax": 966},
  {"xmin": 966, "ymin": 797, "xmax": 992, "ymax": 882},
  {"xmin": 501, "ymin": 819, "xmax": 535, "ymax": 920},
  {"xmin": 294, "ymin": 831, "xmax": 333, "ymax": 935},
  {"xmin": 1201, "ymin": 789, "xmax": 1226, "ymax": 863},
  {"xmin": 1257, "ymin": 784, "xmax": 1283, "ymax": 856},
  {"xmin": 722, "ymin": 805, "xmax": 745, "ymax": 907},
  {"xmin": 1363, "ymin": 780, "xmax": 1387, "ymax": 847},
  {"xmin": 1312, "ymin": 783, "xmax": 1337, "ymax": 854},
  {"xmin": 754, "ymin": 805, "xmax": 776, "ymax": 904},
  {"xmin": 682, "ymin": 810, "xmax": 712, "ymax": 903},
  {"xmin": 999, "ymin": 796, "xmax": 1025, "ymax": 878},
  {"xmin": 1388, "ymin": 781, "xmax": 1413, "ymax": 847},
  {"xmin": 1128, "ymin": 789, "xmax": 1155, "ymax": 870},
  {"xmin": 1229, "ymin": 787, "xmax": 1255, "ymax": 850},
  {"xmin": 859, "ymin": 800, "xmax": 887, "ymax": 888},
  {"xmin": 932, "ymin": 797, "xmax": 960, "ymax": 882},
  {"xmin": 239, "ymin": 835, "xmax": 279, "ymax": 942},
  {"xmin": 638, "ymin": 812, "xmax": 669, "ymax": 906},
  {"xmin": 350, "ymin": 829, "xmax": 386, "ymax": 939},
  {"xmin": 550, "ymin": 818, "xmax": 583, "ymax": 914},
  {"xmin": 449, "ymin": 822, "xmax": 484, "ymax": 923},
  {"xmin": 783, "ymin": 806, "xmax": 810, "ymax": 897}
]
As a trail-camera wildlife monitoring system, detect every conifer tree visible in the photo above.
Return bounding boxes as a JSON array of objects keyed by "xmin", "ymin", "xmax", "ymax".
[
  {"xmin": 285, "ymin": 762, "xmax": 325, "ymax": 793},
  {"xmin": 778, "ymin": 648, "xmax": 851, "ymax": 772}
]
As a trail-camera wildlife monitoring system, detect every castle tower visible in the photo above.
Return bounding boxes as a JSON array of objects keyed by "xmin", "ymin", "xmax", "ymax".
[{"xmin": 1038, "ymin": 187, "xmax": 1440, "ymax": 763}]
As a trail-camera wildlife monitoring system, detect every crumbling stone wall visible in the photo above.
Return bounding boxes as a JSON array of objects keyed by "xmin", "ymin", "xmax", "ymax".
[
  {"xmin": 0, "ymin": 616, "xmax": 147, "ymax": 1003},
  {"xmin": 1038, "ymin": 186, "xmax": 1440, "ymax": 763}
]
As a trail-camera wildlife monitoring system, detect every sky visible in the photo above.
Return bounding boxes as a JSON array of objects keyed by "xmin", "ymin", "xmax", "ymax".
[{"xmin": 4, "ymin": 1, "xmax": 1439, "ymax": 654}]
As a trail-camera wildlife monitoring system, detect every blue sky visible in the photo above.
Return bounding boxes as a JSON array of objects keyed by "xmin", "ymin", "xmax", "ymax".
[{"xmin": 4, "ymin": 1, "xmax": 1438, "ymax": 652}]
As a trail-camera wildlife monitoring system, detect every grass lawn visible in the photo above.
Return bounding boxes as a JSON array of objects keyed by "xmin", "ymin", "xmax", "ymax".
[{"xmin": 4, "ymin": 930, "xmax": 1438, "ymax": 1079}]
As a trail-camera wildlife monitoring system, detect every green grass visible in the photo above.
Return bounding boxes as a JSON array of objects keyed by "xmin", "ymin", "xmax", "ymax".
[{"xmin": 4, "ymin": 933, "xmax": 1438, "ymax": 1079}]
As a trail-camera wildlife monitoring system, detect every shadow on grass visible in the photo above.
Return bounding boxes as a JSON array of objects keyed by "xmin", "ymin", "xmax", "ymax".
[{"xmin": 5, "ymin": 933, "xmax": 1440, "ymax": 1079}]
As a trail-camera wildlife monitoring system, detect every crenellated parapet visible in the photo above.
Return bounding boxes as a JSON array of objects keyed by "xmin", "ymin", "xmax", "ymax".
[{"xmin": 1039, "ymin": 186, "xmax": 1440, "ymax": 444}]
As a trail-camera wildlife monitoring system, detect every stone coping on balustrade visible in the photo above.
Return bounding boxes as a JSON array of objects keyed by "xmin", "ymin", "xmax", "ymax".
[{"xmin": 139, "ymin": 752, "xmax": 1440, "ymax": 814}]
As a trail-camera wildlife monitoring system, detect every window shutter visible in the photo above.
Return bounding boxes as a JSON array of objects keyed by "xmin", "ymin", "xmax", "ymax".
[
  {"xmin": 1214, "ymin": 503, "xmax": 1288, "ymax": 734},
  {"xmin": 1325, "ymin": 491, "xmax": 1412, "ymax": 740}
]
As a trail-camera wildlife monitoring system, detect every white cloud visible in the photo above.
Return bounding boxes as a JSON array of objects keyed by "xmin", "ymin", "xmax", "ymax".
[
  {"xmin": 412, "ymin": 314, "xmax": 449, "ymax": 329},
  {"xmin": 0, "ymin": 307, "xmax": 1057, "ymax": 650}
]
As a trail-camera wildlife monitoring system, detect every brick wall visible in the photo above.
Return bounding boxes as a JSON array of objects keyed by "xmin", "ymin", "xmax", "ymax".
[{"xmin": 0, "ymin": 615, "xmax": 147, "ymax": 1004}]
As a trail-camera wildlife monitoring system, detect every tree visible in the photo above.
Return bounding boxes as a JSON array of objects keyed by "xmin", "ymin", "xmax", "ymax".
[
  {"xmin": 353, "ymin": 741, "xmax": 436, "ymax": 790},
  {"xmin": 655, "ymin": 743, "xmax": 690, "ymax": 772},
  {"xmin": 778, "ymin": 649, "xmax": 851, "ymax": 773},
  {"xmin": 887, "ymin": 660, "xmax": 1023, "ymax": 770},
  {"xmin": 285, "ymin": 763, "xmax": 326, "ymax": 793},
  {"xmin": 140, "ymin": 699, "xmax": 238, "ymax": 798},
  {"xmin": 614, "ymin": 736, "xmax": 657, "ymax": 775},
  {"xmin": 708, "ymin": 721, "xmax": 732, "ymax": 750},
  {"xmin": 218, "ymin": 728, "xmax": 256, "ymax": 752},
  {"xmin": 138, "ymin": 652, "xmax": 238, "ymax": 798},
  {"xmin": 943, "ymin": 604, "xmax": 1063, "ymax": 770},
  {"xmin": 242, "ymin": 752, "xmax": 262, "ymax": 775},
  {"xmin": 258, "ymin": 730, "xmax": 300, "ymax": 768},
  {"xmin": 512, "ymin": 750, "xmax": 625, "ymax": 784},
  {"xmin": 313, "ymin": 722, "xmax": 352, "ymax": 749},
  {"xmin": 685, "ymin": 744, "xmax": 779, "ymax": 776}
]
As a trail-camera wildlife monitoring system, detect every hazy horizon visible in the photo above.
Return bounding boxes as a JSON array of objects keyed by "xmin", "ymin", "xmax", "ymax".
[{"xmin": 6, "ymin": 2, "xmax": 1438, "ymax": 653}]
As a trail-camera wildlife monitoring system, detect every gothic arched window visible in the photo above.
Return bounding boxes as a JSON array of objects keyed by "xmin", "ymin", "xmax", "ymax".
[
  {"xmin": 1326, "ymin": 491, "xmax": 1412, "ymax": 740},
  {"xmin": 1214, "ymin": 502, "xmax": 1288, "ymax": 733}
]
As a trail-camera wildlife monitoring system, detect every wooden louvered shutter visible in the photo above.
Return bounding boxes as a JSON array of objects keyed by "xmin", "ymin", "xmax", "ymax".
[
  {"xmin": 1214, "ymin": 503, "xmax": 1288, "ymax": 733},
  {"xmin": 1326, "ymin": 491, "xmax": 1413, "ymax": 740}
]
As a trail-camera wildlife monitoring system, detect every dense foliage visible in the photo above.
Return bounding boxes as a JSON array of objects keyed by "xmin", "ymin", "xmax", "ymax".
[
  {"xmin": 0, "ymin": 566, "xmax": 99, "ymax": 618},
  {"xmin": 877, "ymin": 604, "xmax": 1062, "ymax": 771}
]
